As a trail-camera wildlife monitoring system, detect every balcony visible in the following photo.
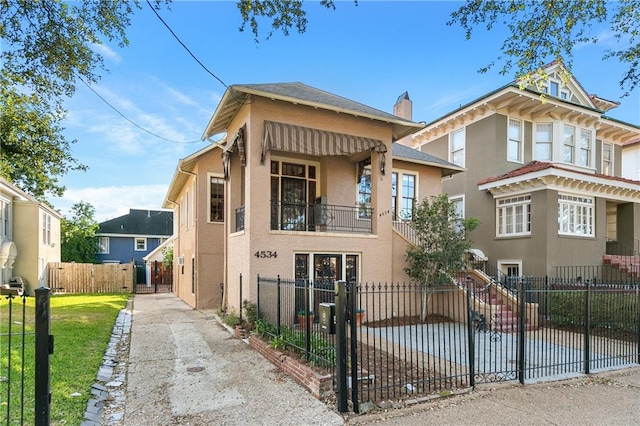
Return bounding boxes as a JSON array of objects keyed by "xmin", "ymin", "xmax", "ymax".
[{"xmin": 270, "ymin": 201, "xmax": 372, "ymax": 234}]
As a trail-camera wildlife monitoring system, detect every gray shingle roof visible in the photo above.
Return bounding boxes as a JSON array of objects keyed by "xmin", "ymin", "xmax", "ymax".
[
  {"xmin": 99, "ymin": 209, "xmax": 173, "ymax": 236},
  {"xmin": 202, "ymin": 82, "xmax": 424, "ymax": 141},
  {"xmin": 392, "ymin": 143, "xmax": 464, "ymax": 176}
]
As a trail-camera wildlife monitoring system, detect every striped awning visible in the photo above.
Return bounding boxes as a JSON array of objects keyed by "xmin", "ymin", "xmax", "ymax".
[
  {"xmin": 261, "ymin": 121, "xmax": 387, "ymax": 174},
  {"xmin": 221, "ymin": 125, "xmax": 246, "ymax": 179}
]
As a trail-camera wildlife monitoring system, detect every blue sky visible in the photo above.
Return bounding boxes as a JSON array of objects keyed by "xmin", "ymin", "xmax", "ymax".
[{"xmin": 51, "ymin": 0, "xmax": 640, "ymax": 222}]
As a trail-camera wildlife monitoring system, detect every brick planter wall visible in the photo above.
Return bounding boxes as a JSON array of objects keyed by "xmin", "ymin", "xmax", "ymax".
[{"xmin": 248, "ymin": 335, "xmax": 333, "ymax": 399}]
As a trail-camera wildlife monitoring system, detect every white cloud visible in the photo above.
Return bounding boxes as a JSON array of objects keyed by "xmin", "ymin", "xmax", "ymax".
[
  {"xmin": 91, "ymin": 42, "xmax": 122, "ymax": 64},
  {"xmin": 53, "ymin": 184, "xmax": 170, "ymax": 223}
]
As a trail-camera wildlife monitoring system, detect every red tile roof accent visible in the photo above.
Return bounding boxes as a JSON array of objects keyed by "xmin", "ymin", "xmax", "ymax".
[{"xmin": 478, "ymin": 161, "xmax": 640, "ymax": 186}]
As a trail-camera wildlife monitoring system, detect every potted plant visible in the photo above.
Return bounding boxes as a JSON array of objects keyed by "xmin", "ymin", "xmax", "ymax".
[
  {"xmin": 297, "ymin": 310, "xmax": 314, "ymax": 331},
  {"xmin": 354, "ymin": 309, "xmax": 365, "ymax": 326}
]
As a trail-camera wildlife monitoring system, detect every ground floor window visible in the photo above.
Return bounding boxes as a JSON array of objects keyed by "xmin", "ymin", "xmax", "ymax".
[
  {"xmin": 497, "ymin": 260, "xmax": 522, "ymax": 289},
  {"xmin": 558, "ymin": 194, "xmax": 594, "ymax": 237},
  {"xmin": 496, "ymin": 195, "xmax": 531, "ymax": 237}
]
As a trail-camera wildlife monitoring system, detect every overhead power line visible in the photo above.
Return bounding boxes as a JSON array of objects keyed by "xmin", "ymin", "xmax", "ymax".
[
  {"xmin": 146, "ymin": 0, "xmax": 228, "ymax": 88},
  {"xmin": 79, "ymin": 77, "xmax": 202, "ymax": 144}
]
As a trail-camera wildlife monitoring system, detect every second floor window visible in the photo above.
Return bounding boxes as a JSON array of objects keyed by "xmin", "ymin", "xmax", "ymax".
[
  {"xmin": 535, "ymin": 123, "xmax": 552, "ymax": 161},
  {"xmin": 42, "ymin": 212, "xmax": 51, "ymax": 245},
  {"xmin": 497, "ymin": 195, "xmax": 531, "ymax": 237},
  {"xmin": 450, "ymin": 129, "xmax": 465, "ymax": 167},
  {"xmin": 563, "ymin": 125, "xmax": 575, "ymax": 163},
  {"xmin": 357, "ymin": 167, "xmax": 372, "ymax": 219},
  {"xmin": 210, "ymin": 177, "xmax": 224, "ymax": 222},
  {"xmin": 507, "ymin": 118, "xmax": 522, "ymax": 162},
  {"xmin": 392, "ymin": 171, "xmax": 416, "ymax": 220},
  {"xmin": 578, "ymin": 129, "xmax": 592, "ymax": 167},
  {"xmin": 602, "ymin": 143, "xmax": 613, "ymax": 175},
  {"xmin": 0, "ymin": 198, "xmax": 9, "ymax": 239}
]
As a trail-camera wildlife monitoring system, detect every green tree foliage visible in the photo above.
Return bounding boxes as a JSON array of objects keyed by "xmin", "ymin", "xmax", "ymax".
[
  {"xmin": 404, "ymin": 194, "xmax": 480, "ymax": 286},
  {"xmin": 0, "ymin": 0, "xmax": 167, "ymax": 199},
  {"xmin": 162, "ymin": 245, "xmax": 173, "ymax": 268},
  {"xmin": 61, "ymin": 201, "xmax": 100, "ymax": 263},
  {"xmin": 449, "ymin": 0, "xmax": 640, "ymax": 96},
  {"xmin": 236, "ymin": 0, "xmax": 345, "ymax": 41},
  {"xmin": 404, "ymin": 195, "xmax": 479, "ymax": 321}
]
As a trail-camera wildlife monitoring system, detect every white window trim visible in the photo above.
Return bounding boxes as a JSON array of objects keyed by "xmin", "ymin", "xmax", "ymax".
[
  {"xmin": 449, "ymin": 128, "xmax": 465, "ymax": 168},
  {"xmin": 448, "ymin": 194, "xmax": 465, "ymax": 219},
  {"xmin": 496, "ymin": 195, "xmax": 532, "ymax": 237},
  {"xmin": 392, "ymin": 168, "xmax": 419, "ymax": 220},
  {"xmin": 558, "ymin": 193, "xmax": 594, "ymax": 237},
  {"xmin": 42, "ymin": 212, "xmax": 51, "ymax": 246},
  {"xmin": 533, "ymin": 122, "xmax": 553, "ymax": 161},
  {"xmin": 0, "ymin": 197, "xmax": 10, "ymax": 239},
  {"xmin": 497, "ymin": 259, "xmax": 523, "ymax": 279},
  {"xmin": 97, "ymin": 237, "xmax": 110, "ymax": 254},
  {"xmin": 577, "ymin": 128, "xmax": 593, "ymax": 168},
  {"xmin": 563, "ymin": 124, "xmax": 576, "ymax": 164},
  {"xmin": 208, "ymin": 172, "xmax": 225, "ymax": 223},
  {"xmin": 602, "ymin": 142, "xmax": 614, "ymax": 176},
  {"xmin": 134, "ymin": 237, "xmax": 147, "ymax": 251},
  {"xmin": 507, "ymin": 117, "xmax": 523, "ymax": 164}
]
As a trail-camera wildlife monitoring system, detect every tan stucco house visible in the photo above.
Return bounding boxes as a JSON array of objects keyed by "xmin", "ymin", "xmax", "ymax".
[
  {"xmin": 412, "ymin": 61, "xmax": 640, "ymax": 278},
  {"xmin": 163, "ymin": 83, "xmax": 463, "ymax": 311},
  {"xmin": 0, "ymin": 177, "xmax": 61, "ymax": 294}
]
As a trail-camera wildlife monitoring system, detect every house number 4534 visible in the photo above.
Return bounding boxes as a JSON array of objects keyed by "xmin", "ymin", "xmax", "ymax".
[{"xmin": 255, "ymin": 251, "xmax": 277, "ymax": 258}]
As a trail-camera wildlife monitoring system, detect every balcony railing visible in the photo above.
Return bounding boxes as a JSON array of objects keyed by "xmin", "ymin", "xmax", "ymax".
[{"xmin": 270, "ymin": 201, "xmax": 372, "ymax": 234}]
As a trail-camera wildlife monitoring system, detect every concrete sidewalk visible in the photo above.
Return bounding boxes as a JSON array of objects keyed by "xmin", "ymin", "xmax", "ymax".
[{"xmin": 114, "ymin": 293, "xmax": 344, "ymax": 425}]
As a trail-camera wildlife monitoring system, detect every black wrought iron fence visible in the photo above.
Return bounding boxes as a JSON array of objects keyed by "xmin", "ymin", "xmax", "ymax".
[
  {"xmin": 1, "ymin": 288, "xmax": 52, "ymax": 425},
  {"xmin": 255, "ymin": 273, "xmax": 640, "ymax": 413},
  {"xmin": 255, "ymin": 276, "xmax": 336, "ymax": 369}
]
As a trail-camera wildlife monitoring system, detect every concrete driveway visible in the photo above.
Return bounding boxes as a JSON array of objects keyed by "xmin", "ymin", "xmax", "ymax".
[{"xmin": 114, "ymin": 293, "xmax": 344, "ymax": 425}]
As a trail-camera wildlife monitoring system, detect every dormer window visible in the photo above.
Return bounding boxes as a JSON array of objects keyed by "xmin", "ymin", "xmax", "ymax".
[{"xmin": 541, "ymin": 76, "xmax": 572, "ymax": 100}]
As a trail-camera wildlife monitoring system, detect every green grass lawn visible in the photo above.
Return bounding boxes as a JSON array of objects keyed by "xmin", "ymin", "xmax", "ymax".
[{"xmin": 1, "ymin": 293, "xmax": 130, "ymax": 425}]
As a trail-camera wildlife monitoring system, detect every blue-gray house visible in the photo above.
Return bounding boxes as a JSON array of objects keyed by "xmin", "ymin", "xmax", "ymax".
[{"xmin": 96, "ymin": 209, "xmax": 173, "ymax": 268}]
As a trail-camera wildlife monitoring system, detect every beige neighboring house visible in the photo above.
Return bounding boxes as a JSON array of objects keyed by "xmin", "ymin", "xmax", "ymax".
[
  {"xmin": 163, "ymin": 83, "xmax": 463, "ymax": 311},
  {"xmin": 0, "ymin": 177, "xmax": 61, "ymax": 295},
  {"xmin": 412, "ymin": 61, "xmax": 640, "ymax": 278}
]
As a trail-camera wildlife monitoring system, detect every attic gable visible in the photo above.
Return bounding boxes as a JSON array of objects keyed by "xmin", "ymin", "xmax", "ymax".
[{"xmin": 519, "ymin": 61, "xmax": 597, "ymax": 110}]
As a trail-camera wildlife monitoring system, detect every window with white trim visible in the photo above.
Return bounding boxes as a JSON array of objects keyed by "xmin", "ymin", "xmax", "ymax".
[
  {"xmin": 97, "ymin": 237, "xmax": 110, "ymax": 254},
  {"xmin": 602, "ymin": 143, "xmax": 613, "ymax": 175},
  {"xmin": 449, "ymin": 195, "xmax": 465, "ymax": 232},
  {"xmin": 209, "ymin": 175, "xmax": 224, "ymax": 222},
  {"xmin": 563, "ymin": 125, "xmax": 575, "ymax": 163},
  {"xmin": 135, "ymin": 237, "xmax": 147, "ymax": 251},
  {"xmin": 450, "ymin": 128, "xmax": 465, "ymax": 167},
  {"xmin": 558, "ymin": 194, "xmax": 594, "ymax": 237},
  {"xmin": 42, "ymin": 212, "xmax": 51, "ymax": 245},
  {"xmin": 0, "ymin": 198, "xmax": 9, "ymax": 239},
  {"xmin": 535, "ymin": 123, "xmax": 552, "ymax": 161},
  {"xmin": 507, "ymin": 118, "xmax": 522, "ymax": 163},
  {"xmin": 496, "ymin": 195, "xmax": 531, "ymax": 237},
  {"xmin": 391, "ymin": 170, "xmax": 417, "ymax": 220},
  {"xmin": 578, "ymin": 129, "xmax": 592, "ymax": 167}
]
